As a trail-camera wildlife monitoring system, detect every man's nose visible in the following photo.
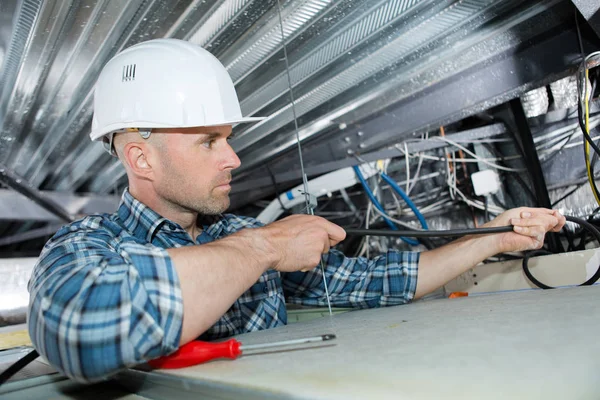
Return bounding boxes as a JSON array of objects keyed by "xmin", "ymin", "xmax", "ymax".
[{"xmin": 223, "ymin": 142, "xmax": 241, "ymax": 170}]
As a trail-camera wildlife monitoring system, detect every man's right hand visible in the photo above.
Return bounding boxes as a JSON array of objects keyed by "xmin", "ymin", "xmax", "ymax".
[{"xmin": 256, "ymin": 215, "xmax": 346, "ymax": 272}]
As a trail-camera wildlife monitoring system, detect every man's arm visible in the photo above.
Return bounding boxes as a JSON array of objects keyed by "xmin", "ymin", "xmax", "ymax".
[
  {"xmin": 169, "ymin": 214, "xmax": 346, "ymax": 344},
  {"xmin": 415, "ymin": 208, "xmax": 565, "ymax": 298},
  {"xmin": 282, "ymin": 208, "xmax": 565, "ymax": 307},
  {"xmin": 28, "ymin": 215, "xmax": 344, "ymax": 382}
]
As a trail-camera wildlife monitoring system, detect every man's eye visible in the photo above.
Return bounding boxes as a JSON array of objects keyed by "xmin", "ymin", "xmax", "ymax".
[{"xmin": 203, "ymin": 140, "xmax": 215, "ymax": 149}]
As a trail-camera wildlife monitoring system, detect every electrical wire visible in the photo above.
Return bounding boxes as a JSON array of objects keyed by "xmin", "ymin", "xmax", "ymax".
[
  {"xmin": 369, "ymin": 203, "xmax": 423, "ymax": 230},
  {"xmin": 582, "ymin": 67, "xmax": 600, "ymax": 205},
  {"xmin": 395, "ymin": 143, "xmax": 523, "ymax": 165},
  {"xmin": 379, "ymin": 172, "xmax": 429, "ymax": 229},
  {"xmin": 353, "ymin": 165, "xmax": 420, "ymax": 246},
  {"xmin": 432, "ymin": 136, "xmax": 523, "ymax": 172},
  {"xmin": 0, "ymin": 349, "xmax": 39, "ymax": 385},
  {"xmin": 522, "ymin": 215, "xmax": 600, "ymax": 289}
]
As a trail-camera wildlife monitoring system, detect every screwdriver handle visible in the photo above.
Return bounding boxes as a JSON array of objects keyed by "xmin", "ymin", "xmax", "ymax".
[{"xmin": 148, "ymin": 339, "xmax": 242, "ymax": 369}]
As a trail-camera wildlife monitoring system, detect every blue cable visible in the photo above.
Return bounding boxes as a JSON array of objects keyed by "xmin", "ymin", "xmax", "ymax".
[
  {"xmin": 379, "ymin": 172, "xmax": 429, "ymax": 230},
  {"xmin": 353, "ymin": 166, "xmax": 419, "ymax": 246}
]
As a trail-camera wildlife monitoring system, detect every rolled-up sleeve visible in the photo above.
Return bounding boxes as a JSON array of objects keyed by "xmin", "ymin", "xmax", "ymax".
[
  {"xmin": 27, "ymin": 228, "xmax": 183, "ymax": 382},
  {"xmin": 282, "ymin": 249, "xmax": 419, "ymax": 308}
]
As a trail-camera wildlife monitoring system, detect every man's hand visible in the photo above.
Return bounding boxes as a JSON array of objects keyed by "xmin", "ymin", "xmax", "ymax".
[
  {"xmin": 482, "ymin": 207, "xmax": 566, "ymax": 253},
  {"xmin": 416, "ymin": 207, "xmax": 566, "ymax": 299},
  {"xmin": 257, "ymin": 215, "xmax": 346, "ymax": 272}
]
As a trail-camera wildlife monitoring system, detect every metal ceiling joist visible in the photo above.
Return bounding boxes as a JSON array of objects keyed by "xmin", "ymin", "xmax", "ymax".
[
  {"xmin": 0, "ymin": 223, "xmax": 63, "ymax": 247},
  {"xmin": 0, "ymin": 188, "xmax": 119, "ymax": 221},
  {"xmin": 0, "ymin": 166, "xmax": 74, "ymax": 222}
]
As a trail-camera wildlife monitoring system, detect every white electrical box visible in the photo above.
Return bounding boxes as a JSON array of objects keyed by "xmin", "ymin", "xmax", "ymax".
[{"xmin": 471, "ymin": 169, "xmax": 500, "ymax": 196}]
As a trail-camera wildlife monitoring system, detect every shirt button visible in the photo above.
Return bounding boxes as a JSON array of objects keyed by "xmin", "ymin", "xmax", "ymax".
[{"xmin": 263, "ymin": 286, "xmax": 269, "ymax": 293}]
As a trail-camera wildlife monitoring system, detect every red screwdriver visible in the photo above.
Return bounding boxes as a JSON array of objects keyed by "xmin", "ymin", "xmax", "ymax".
[{"xmin": 148, "ymin": 334, "xmax": 336, "ymax": 369}]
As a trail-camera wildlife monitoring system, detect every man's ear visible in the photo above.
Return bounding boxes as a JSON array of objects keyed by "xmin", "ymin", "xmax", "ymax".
[{"xmin": 123, "ymin": 142, "xmax": 154, "ymax": 180}]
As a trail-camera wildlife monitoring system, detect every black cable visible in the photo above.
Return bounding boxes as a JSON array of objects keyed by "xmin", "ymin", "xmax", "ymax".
[
  {"xmin": 591, "ymin": 138, "xmax": 599, "ymax": 174},
  {"xmin": 0, "ymin": 349, "xmax": 39, "ymax": 385},
  {"xmin": 578, "ymin": 97, "xmax": 600, "ymax": 202},
  {"xmin": 344, "ymin": 225, "xmax": 513, "ymax": 238},
  {"xmin": 575, "ymin": 7, "xmax": 586, "ymax": 56},
  {"xmin": 522, "ymin": 215, "xmax": 600, "ymax": 289},
  {"xmin": 578, "ymin": 79, "xmax": 600, "ymax": 158},
  {"xmin": 484, "ymin": 196, "xmax": 489, "ymax": 223},
  {"xmin": 492, "ymin": 193, "xmax": 509, "ymax": 210}
]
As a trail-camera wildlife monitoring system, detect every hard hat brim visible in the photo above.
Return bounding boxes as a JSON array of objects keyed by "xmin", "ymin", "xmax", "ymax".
[{"xmin": 89, "ymin": 116, "xmax": 266, "ymax": 141}]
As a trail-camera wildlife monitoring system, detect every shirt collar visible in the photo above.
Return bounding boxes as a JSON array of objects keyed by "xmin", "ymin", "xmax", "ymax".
[
  {"xmin": 117, "ymin": 189, "xmax": 228, "ymax": 243},
  {"xmin": 118, "ymin": 188, "xmax": 170, "ymax": 243}
]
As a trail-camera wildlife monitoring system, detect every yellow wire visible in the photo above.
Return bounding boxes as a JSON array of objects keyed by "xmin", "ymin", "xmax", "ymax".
[{"xmin": 584, "ymin": 68, "xmax": 600, "ymax": 205}]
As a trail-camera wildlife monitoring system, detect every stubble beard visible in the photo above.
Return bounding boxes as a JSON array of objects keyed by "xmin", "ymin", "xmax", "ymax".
[{"xmin": 196, "ymin": 191, "xmax": 230, "ymax": 215}]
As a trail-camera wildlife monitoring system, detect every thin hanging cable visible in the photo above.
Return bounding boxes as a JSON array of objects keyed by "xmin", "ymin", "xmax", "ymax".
[{"xmin": 276, "ymin": 0, "xmax": 332, "ymax": 315}]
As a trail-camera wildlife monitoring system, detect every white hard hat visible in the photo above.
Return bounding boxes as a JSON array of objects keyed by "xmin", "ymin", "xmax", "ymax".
[{"xmin": 90, "ymin": 38, "xmax": 263, "ymax": 144}]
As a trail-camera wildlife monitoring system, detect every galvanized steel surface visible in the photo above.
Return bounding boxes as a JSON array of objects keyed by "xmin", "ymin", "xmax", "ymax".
[{"xmin": 0, "ymin": 0, "xmax": 570, "ymax": 196}]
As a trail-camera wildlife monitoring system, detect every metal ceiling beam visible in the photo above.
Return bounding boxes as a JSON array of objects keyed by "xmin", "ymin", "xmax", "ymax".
[
  {"xmin": 0, "ymin": 223, "xmax": 63, "ymax": 247},
  {"xmin": 0, "ymin": 187, "xmax": 119, "ymax": 221},
  {"xmin": 0, "ymin": 166, "xmax": 74, "ymax": 222}
]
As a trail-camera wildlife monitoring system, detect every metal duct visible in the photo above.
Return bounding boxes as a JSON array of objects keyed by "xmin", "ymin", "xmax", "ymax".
[
  {"xmin": 521, "ymin": 87, "xmax": 550, "ymax": 118},
  {"xmin": 0, "ymin": 258, "xmax": 36, "ymax": 327},
  {"xmin": 549, "ymin": 75, "xmax": 578, "ymax": 110}
]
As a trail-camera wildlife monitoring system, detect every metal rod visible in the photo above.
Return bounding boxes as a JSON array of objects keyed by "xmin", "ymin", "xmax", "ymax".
[
  {"xmin": 0, "ymin": 223, "xmax": 63, "ymax": 247},
  {"xmin": 240, "ymin": 334, "xmax": 336, "ymax": 353},
  {"xmin": 276, "ymin": 0, "xmax": 333, "ymax": 316},
  {"xmin": 0, "ymin": 164, "xmax": 74, "ymax": 223}
]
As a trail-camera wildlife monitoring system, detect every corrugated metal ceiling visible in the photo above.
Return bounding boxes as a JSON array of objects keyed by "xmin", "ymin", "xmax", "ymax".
[{"xmin": 0, "ymin": 0, "xmax": 582, "ymax": 252}]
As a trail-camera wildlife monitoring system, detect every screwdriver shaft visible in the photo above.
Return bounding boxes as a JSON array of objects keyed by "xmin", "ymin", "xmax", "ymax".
[{"xmin": 240, "ymin": 334, "xmax": 335, "ymax": 353}]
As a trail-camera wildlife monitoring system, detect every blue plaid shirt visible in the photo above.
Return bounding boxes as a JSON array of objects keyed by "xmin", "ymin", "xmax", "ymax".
[{"xmin": 28, "ymin": 189, "xmax": 419, "ymax": 382}]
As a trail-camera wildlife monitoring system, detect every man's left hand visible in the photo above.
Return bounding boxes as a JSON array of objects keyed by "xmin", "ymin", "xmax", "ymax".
[{"xmin": 482, "ymin": 207, "xmax": 566, "ymax": 253}]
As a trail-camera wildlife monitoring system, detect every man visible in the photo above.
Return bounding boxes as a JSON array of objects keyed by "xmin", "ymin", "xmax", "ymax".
[{"xmin": 28, "ymin": 38, "xmax": 565, "ymax": 382}]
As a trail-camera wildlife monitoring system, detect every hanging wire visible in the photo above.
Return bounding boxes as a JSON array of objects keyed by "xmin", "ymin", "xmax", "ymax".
[{"xmin": 275, "ymin": 0, "xmax": 333, "ymax": 315}]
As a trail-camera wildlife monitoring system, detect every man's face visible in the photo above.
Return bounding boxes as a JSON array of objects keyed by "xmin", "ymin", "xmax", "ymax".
[{"xmin": 152, "ymin": 125, "xmax": 241, "ymax": 215}]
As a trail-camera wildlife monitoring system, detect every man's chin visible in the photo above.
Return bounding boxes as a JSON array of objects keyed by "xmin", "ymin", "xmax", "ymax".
[{"xmin": 202, "ymin": 197, "xmax": 230, "ymax": 215}]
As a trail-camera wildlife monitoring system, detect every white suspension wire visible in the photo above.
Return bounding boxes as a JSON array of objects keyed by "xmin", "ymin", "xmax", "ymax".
[
  {"xmin": 369, "ymin": 203, "xmax": 422, "ymax": 230},
  {"xmin": 432, "ymin": 136, "xmax": 522, "ymax": 172},
  {"xmin": 276, "ymin": 0, "xmax": 332, "ymax": 315}
]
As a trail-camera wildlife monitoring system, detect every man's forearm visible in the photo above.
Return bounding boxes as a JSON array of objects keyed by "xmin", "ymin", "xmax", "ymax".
[
  {"xmin": 168, "ymin": 229, "xmax": 275, "ymax": 344},
  {"xmin": 415, "ymin": 234, "xmax": 499, "ymax": 299}
]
